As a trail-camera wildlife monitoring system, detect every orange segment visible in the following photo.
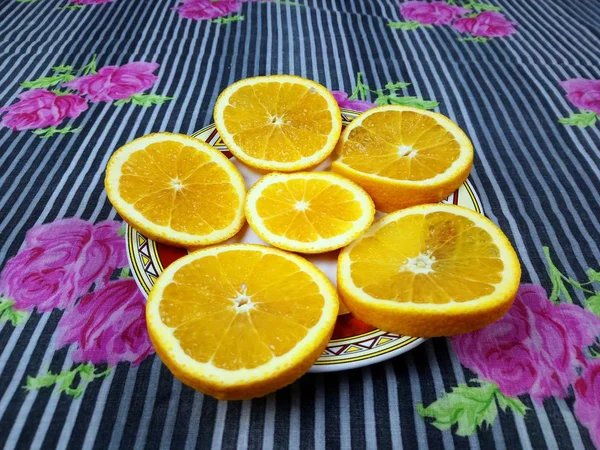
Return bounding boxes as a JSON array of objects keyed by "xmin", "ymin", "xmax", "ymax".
[
  {"xmin": 105, "ymin": 133, "xmax": 246, "ymax": 247},
  {"xmin": 147, "ymin": 244, "xmax": 339, "ymax": 400},
  {"xmin": 214, "ymin": 75, "xmax": 342, "ymax": 172},
  {"xmin": 338, "ymin": 204, "xmax": 521, "ymax": 337},
  {"xmin": 332, "ymin": 106, "xmax": 473, "ymax": 212},
  {"xmin": 245, "ymin": 172, "xmax": 375, "ymax": 253}
]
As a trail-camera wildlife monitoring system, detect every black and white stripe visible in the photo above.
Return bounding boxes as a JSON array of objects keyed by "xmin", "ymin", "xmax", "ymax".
[{"xmin": 1, "ymin": 0, "xmax": 599, "ymax": 448}]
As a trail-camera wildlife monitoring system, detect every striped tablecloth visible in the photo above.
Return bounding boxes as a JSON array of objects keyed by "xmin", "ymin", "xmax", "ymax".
[{"xmin": 1, "ymin": 0, "xmax": 599, "ymax": 448}]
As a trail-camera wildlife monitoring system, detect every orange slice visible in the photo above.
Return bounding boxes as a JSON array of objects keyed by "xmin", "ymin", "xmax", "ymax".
[
  {"xmin": 213, "ymin": 75, "xmax": 342, "ymax": 172},
  {"xmin": 105, "ymin": 133, "xmax": 245, "ymax": 247},
  {"xmin": 332, "ymin": 105, "xmax": 473, "ymax": 212},
  {"xmin": 338, "ymin": 204, "xmax": 521, "ymax": 337},
  {"xmin": 244, "ymin": 172, "xmax": 375, "ymax": 253},
  {"xmin": 147, "ymin": 244, "xmax": 339, "ymax": 400}
]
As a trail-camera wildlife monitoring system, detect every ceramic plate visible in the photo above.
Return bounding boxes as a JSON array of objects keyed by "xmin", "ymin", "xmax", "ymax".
[{"xmin": 126, "ymin": 109, "xmax": 484, "ymax": 373}]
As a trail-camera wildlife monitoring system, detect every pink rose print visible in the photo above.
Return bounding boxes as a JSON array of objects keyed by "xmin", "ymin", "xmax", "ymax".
[
  {"xmin": 331, "ymin": 91, "xmax": 376, "ymax": 112},
  {"xmin": 400, "ymin": 1, "xmax": 470, "ymax": 26},
  {"xmin": 0, "ymin": 219, "xmax": 127, "ymax": 312},
  {"xmin": 173, "ymin": 0, "xmax": 242, "ymax": 21},
  {"xmin": 560, "ymin": 79, "xmax": 600, "ymax": 115},
  {"xmin": 453, "ymin": 11, "xmax": 517, "ymax": 38},
  {"xmin": 574, "ymin": 362, "xmax": 600, "ymax": 448},
  {"xmin": 74, "ymin": 221, "xmax": 128, "ymax": 291},
  {"xmin": 56, "ymin": 279, "xmax": 154, "ymax": 366},
  {"xmin": 63, "ymin": 62, "xmax": 159, "ymax": 103},
  {"xmin": 0, "ymin": 247, "xmax": 79, "ymax": 313},
  {"xmin": 452, "ymin": 284, "xmax": 600, "ymax": 403},
  {"xmin": 0, "ymin": 89, "xmax": 87, "ymax": 131},
  {"xmin": 70, "ymin": 0, "xmax": 113, "ymax": 4}
]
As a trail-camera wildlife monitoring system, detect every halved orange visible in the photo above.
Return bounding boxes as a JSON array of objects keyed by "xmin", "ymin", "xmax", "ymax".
[
  {"xmin": 332, "ymin": 106, "xmax": 473, "ymax": 212},
  {"xmin": 244, "ymin": 172, "xmax": 375, "ymax": 253},
  {"xmin": 147, "ymin": 244, "xmax": 339, "ymax": 400},
  {"xmin": 338, "ymin": 204, "xmax": 521, "ymax": 337},
  {"xmin": 105, "ymin": 133, "xmax": 246, "ymax": 247},
  {"xmin": 213, "ymin": 75, "xmax": 342, "ymax": 172}
]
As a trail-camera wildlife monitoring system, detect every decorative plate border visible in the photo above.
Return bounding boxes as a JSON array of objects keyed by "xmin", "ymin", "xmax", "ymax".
[{"xmin": 126, "ymin": 109, "xmax": 484, "ymax": 373}]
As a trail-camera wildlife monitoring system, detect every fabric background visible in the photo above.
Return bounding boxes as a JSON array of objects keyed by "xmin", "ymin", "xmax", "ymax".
[{"xmin": 0, "ymin": 0, "xmax": 599, "ymax": 448}]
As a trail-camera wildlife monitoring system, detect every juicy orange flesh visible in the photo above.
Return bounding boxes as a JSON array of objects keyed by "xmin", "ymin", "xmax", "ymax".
[
  {"xmin": 159, "ymin": 250, "xmax": 325, "ymax": 370},
  {"xmin": 348, "ymin": 212, "xmax": 503, "ymax": 303},
  {"xmin": 338, "ymin": 111, "xmax": 460, "ymax": 181},
  {"xmin": 222, "ymin": 82, "xmax": 334, "ymax": 162},
  {"xmin": 255, "ymin": 178, "xmax": 365, "ymax": 242},
  {"xmin": 119, "ymin": 141, "xmax": 240, "ymax": 234}
]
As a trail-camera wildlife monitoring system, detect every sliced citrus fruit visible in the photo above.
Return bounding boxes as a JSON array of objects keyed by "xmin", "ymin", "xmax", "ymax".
[
  {"xmin": 338, "ymin": 204, "xmax": 520, "ymax": 337},
  {"xmin": 245, "ymin": 172, "xmax": 375, "ymax": 254},
  {"xmin": 332, "ymin": 105, "xmax": 473, "ymax": 212},
  {"xmin": 105, "ymin": 132, "xmax": 246, "ymax": 247},
  {"xmin": 213, "ymin": 75, "xmax": 342, "ymax": 172},
  {"xmin": 147, "ymin": 244, "xmax": 338, "ymax": 400}
]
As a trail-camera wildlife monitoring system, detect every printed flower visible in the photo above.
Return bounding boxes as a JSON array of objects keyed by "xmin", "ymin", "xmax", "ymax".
[
  {"xmin": 63, "ymin": 62, "xmax": 159, "ymax": 103},
  {"xmin": 453, "ymin": 11, "xmax": 517, "ymax": 38},
  {"xmin": 331, "ymin": 91, "xmax": 376, "ymax": 112},
  {"xmin": 0, "ymin": 247, "xmax": 79, "ymax": 312},
  {"xmin": 173, "ymin": 0, "xmax": 242, "ymax": 21},
  {"xmin": 560, "ymin": 79, "xmax": 600, "ymax": 115},
  {"xmin": 0, "ymin": 219, "xmax": 127, "ymax": 312},
  {"xmin": 70, "ymin": 0, "xmax": 113, "ymax": 4},
  {"xmin": 452, "ymin": 284, "xmax": 600, "ymax": 403},
  {"xmin": 56, "ymin": 279, "xmax": 154, "ymax": 366},
  {"xmin": 574, "ymin": 362, "xmax": 600, "ymax": 448},
  {"xmin": 400, "ymin": 1, "xmax": 470, "ymax": 25},
  {"xmin": 0, "ymin": 89, "xmax": 87, "ymax": 131},
  {"xmin": 73, "ymin": 221, "xmax": 129, "ymax": 291}
]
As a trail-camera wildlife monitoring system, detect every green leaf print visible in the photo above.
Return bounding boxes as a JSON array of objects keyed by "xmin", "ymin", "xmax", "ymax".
[
  {"xmin": 588, "ymin": 269, "xmax": 600, "ymax": 283},
  {"xmin": 585, "ymin": 295, "xmax": 600, "ymax": 318},
  {"xmin": 345, "ymin": 72, "xmax": 438, "ymax": 111},
  {"xmin": 32, "ymin": 126, "xmax": 82, "ymax": 139},
  {"xmin": 51, "ymin": 65, "xmax": 74, "ymax": 74},
  {"xmin": 559, "ymin": 111, "xmax": 598, "ymax": 127},
  {"xmin": 384, "ymin": 81, "xmax": 412, "ymax": 92},
  {"xmin": 25, "ymin": 363, "xmax": 111, "ymax": 398},
  {"xmin": 387, "ymin": 21, "xmax": 432, "ymax": 31},
  {"xmin": 80, "ymin": 54, "xmax": 98, "ymax": 75},
  {"xmin": 375, "ymin": 95, "xmax": 439, "ymax": 110},
  {"xmin": 496, "ymin": 391, "xmax": 528, "ymax": 415},
  {"xmin": 463, "ymin": 2, "xmax": 503, "ymax": 13},
  {"xmin": 348, "ymin": 72, "xmax": 370, "ymax": 101},
  {"xmin": 418, "ymin": 381, "xmax": 527, "ymax": 436},
  {"xmin": 458, "ymin": 37, "xmax": 491, "ymax": 44},
  {"xmin": 273, "ymin": 0, "xmax": 305, "ymax": 6},
  {"xmin": 21, "ymin": 73, "xmax": 76, "ymax": 89},
  {"xmin": 114, "ymin": 93, "xmax": 173, "ymax": 107},
  {"xmin": 211, "ymin": 14, "xmax": 245, "ymax": 25},
  {"xmin": 0, "ymin": 298, "xmax": 28, "ymax": 326},
  {"xmin": 543, "ymin": 246, "xmax": 595, "ymax": 304},
  {"xmin": 58, "ymin": 4, "xmax": 86, "ymax": 10}
]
